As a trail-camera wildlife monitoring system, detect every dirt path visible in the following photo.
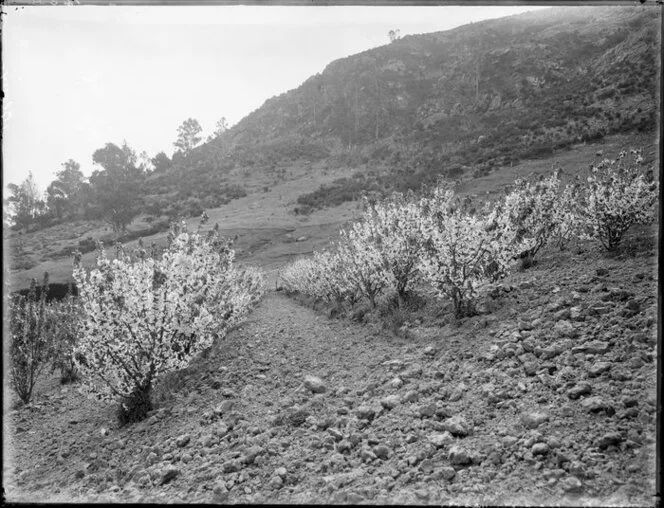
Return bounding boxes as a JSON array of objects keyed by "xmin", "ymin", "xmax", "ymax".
[{"xmin": 5, "ymin": 245, "xmax": 659, "ymax": 505}]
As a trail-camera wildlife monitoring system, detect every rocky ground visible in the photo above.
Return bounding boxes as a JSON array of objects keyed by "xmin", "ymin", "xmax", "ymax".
[{"xmin": 4, "ymin": 234, "xmax": 658, "ymax": 505}]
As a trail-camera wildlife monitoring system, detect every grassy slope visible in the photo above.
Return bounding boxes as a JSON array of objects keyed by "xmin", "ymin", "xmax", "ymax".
[{"xmin": 7, "ymin": 130, "xmax": 657, "ymax": 293}]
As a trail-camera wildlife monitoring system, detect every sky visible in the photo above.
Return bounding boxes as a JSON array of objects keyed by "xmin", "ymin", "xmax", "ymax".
[{"xmin": 2, "ymin": 5, "xmax": 550, "ymax": 196}]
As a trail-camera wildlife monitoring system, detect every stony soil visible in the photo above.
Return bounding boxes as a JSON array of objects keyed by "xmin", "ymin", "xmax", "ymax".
[{"xmin": 4, "ymin": 237, "xmax": 658, "ymax": 506}]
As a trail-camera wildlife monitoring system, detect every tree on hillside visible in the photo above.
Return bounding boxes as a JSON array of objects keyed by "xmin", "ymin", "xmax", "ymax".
[
  {"xmin": 174, "ymin": 118, "xmax": 203, "ymax": 156},
  {"xmin": 388, "ymin": 29, "xmax": 401, "ymax": 43},
  {"xmin": 151, "ymin": 151, "xmax": 173, "ymax": 173},
  {"xmin": 45, "ymin": 159, "xmax": 86, "ymax": 220},
  {"xmin": 6, "ymin": 172, "xmax": 47, "ymax": 230},
  {"xmin": 214, "ymin": 117, "xmax": 228, "ymax": 137},
  {"xmin": 89, "ymin": 141, "xmax": 146, "ymax": 234}
]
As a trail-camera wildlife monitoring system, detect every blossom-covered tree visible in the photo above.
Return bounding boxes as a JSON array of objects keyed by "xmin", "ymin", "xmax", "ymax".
[
  {"xmin": 73, "ymin": 220, "xmax": 263, "ymax": 423},
  {"xmin": 576, "ymin": 149, "xmax": 658, "ymax": 250}
]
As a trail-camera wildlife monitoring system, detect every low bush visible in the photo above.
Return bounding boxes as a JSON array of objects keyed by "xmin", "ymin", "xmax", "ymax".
[
  {"xmin": 9, "ymin": 273, "xmax": 52, "ymax": 405},
  {"xmin": 576, "ymin": 149, "xmax": 658, "ymax": 251},
  {"xmin": 47, "ymin": 284, "xmax": 83, "ymax": 384}
]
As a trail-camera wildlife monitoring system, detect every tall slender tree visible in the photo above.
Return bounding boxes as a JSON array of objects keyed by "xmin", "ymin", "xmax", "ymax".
[
  {"xmin": 174, "ymin": 118, "xmax": 203, "ymax": 156},
  {"xmin": 6, "ymin": 172, "xmax": 46, "ymax": 229},
  {"xmin": 46, "ymin": 159, "xmax": 86, "ymax": 220}
]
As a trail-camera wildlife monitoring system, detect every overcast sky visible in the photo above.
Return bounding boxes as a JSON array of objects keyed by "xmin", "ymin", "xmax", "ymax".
[{"xmin": 2, "ymin": 5, "xmax": 549, "ymax": 195}]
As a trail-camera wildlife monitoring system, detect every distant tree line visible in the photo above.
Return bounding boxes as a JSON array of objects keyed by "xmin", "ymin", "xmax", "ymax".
[{"xmin": 4, "ymin": 117, "xmax": 231, "ymax": 236}]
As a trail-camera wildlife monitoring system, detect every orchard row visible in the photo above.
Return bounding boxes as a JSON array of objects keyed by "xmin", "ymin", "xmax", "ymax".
[{"xmin": 280, "ymin": 149, "xmax": 657, "ymax": 317}]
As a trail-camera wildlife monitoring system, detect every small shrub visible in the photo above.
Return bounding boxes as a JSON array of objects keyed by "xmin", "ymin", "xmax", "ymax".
[
  {"xmin": 576, "ymin": 149, "xmax": 658, "ymax": 251},
  {"xmin": 9, "ymin": 273, "xmax": 52, "ymax": 405},
  {"xmin": 47, "ymin": 284, "xmax": 82, "ymax": 384}
]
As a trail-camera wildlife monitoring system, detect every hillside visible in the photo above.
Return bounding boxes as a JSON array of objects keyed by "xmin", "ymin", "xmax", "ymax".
[
  {"xmin": 5, "ymin": 5, "xmax": 660, "ymax": 291},
  {"xmin": 139, "ymin": 5, "xmax": 659, "ymax": 214},
  {"xmin": 5, "ymin": 232, "xmax": 658, "ymax": 504},
  {"xmin": 215, "ymin": 6, "xmax": 657, "ymax": 175}
]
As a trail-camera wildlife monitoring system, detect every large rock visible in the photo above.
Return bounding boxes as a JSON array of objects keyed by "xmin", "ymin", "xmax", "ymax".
[
  {"xmin": 583, "ymin": 341, "xmax": 610, "ymax": 355},
  {"xmin": 588, "ymin": 362, "xmax": 611, "ymax": 377},
  {"xmin": 560, "ymin": 476, "xmax": 583, "ymax": 493},
  {"xmin": 567, "ymin": 383, "xmax": 591, "ymax": 400},
  {"xmin": 159, "ymin": 467, "xmax": 179, "ymax": 485},
  {"xmin": 304, "ymin": 375, "xmax": 326, "ymax": 394},
  {"xmin": 418, "ymin": 402, "xmax": 437, "ymax": 418},
  {"xmin": 532, "ymin": 443, "xmax": 550, "ymax": 456},
  {"xmin": 554, "ymin": 320, "xmax": 577, "ymax": 338},
  {"xmin": 401, "ymin": 363, "xmax": 423, "ymax": 379},
  {"xmin": 581, "ymin": 396, "xmax": 613, "ymax": 414},
  {"xmin": 448, "ymin": 445, "xmax": 472, "ymax": 465},
  {"xmin": 429, "ymin": 431, "xmax": 454, "ymax": 449},
  {"xmin": 373, "ymin": 445, "xmax": 391, "ymax": 460},
  {"xmin": 597, "ymin": 431, "xmax": 622, "ymax": 449},
  {"xmin": 520, "ymin": 411, "xmax": 550, "ymax": 429},
  {"xmin": 443, "ymin": 415, "xmax": 471, "ymax": 437},
  {"xmin": 380, "ymin": 395, "xmax": 401, "ymax": 410},
  {"xmin": 355, "ymin": 406, "xmax": 376, "ymax": 421},
  {"xmin": 175, "ymin": 434, "xmax": 191, "ymax": 447}
]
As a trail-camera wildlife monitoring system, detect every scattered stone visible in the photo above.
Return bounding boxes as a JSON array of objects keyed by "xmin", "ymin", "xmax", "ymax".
[
  {"xmin": 402, "ymin": 390, "xmax": 419, "ymax": 403},
  {"xmin": 217, "ymin": 399, "xmax": 235, "ymax": 413},
  {"xmin": 560, "ymin": 475, "xmax": 583, "ymax": 493},
  {"xmin": 622, "ymin": 396, "xmax": 638, "ymax": 408},
  {"xmin": 159, "ymin": 467, "xmax": 179, "ymax": 485},
  {"xmin": 448, "ymin": 383, "xmax": 467, "ymax": 402},
  {"xmin": 146, "ymin": 452, "xmax": 158, "ymax": 466},
  {"xmin": 424, "ymin": 346, "xmax": 436, "ymax": 356},
  {"xmin": 429, "ymin": 431, "xmax": 454, "ymax": 448},
  {"xmin": 583, "ymin": 341, "xmax": 610, "ymax": 355},
  {"xmin": 610, "ymin": 368, "xmax": 632, "ymax": 381},
  {"xmin": 588, "ymin": 363, "xmax": 611, "ymax": 377},
  {"xmin": 336, "ymin": 440, "xmax": 352, "ymax": 454},
  {"xmin": 569, "ymin": 460, "xmax": 586, "ymax": 478},
  {"xmin": 523, "ymin": 362, "xmax": 539, "ymax": 376},
  {"xmin": 567, "ymin": 383, "xmax": 592, "ymax": 400},
  {"xmin": 389, "ymin": 377, "xmax": 404, "ymax": 389},
  {"xmin": 243, "ymin": 446, "xmax": 264, "ymax": 464},
  {"xmin": 448, "ymin": 445, "xmax": 472, "ymax": 465},
  {"xmin": 443, "ymin": 415, "xmax": 471, "ymax": 437},
  {"xmin": 328, "ymin": 428, "xmax": 343, "ymax": 441},
  {"xmin": 597, "ymin": 432, "xmax": 622, "ymax": 449},
  {"xmin": 355, "ymin": 406, "xmax": 376, "ymax": 421},
  {"xmin": 380, "ymin": 395, "xmax": 401, "ymax": 410},
  {"xmin": 373, "ymin": 445, "xmax": 391, "ymax": 460},
  {"xmin": 554, "ymin": 320, "xmax": 576, "ymax": 338},
  {"xmin": 175, "ymin": 434, "xmax": 191, "ymax": 447},
  {"xmin": 569, "ymin": 307, "xmax": 584, "ymax": 321},
  {"xmin": 418, "ymin": 402, "xmax": 436, "ymax": 418},
  {"xmin": 360, "ymin": 447, "xmax": 378, "ymax": 462},
  {"xmin": 222, "ymin": 459, "xmax": 242, "ymax": 473},
  {"xmin": 401, "ymin": 363, "xmax": 423, "ymax": 379},
  {"xmin": 304, "ymin": 375, "xmax": 326, "ymax": 394},
  {"xmin": 521, "ymin": 411, "xmax": 549, "ymax": 429},
  {"xmin": 619, "ymin": 408, "xmax": 639, "ymax": 419},
  {"xmin": 440, "ymin": 466, "xmax": 456, "ymax": 481},
  {"xmin": 532, "ymin": 443, "xmax": 550, "ymax": 456},
  {"xmin": 286, "ymin": 408, "xmax": 310, "ymax": 427},
  {"xmin": 625, "ymin": 299, "xmax": 641, "ymax": 314},
  {"xmin": 269, "ymin": 475, "xmax": 283, "ymax": 490},
  {"xmin": 605, "ymin": 288, "xmax": 634, "ymax": 302},
  {"xmin": 581, "ymin": 396, "xmax": 613, "ymax": 415}
]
